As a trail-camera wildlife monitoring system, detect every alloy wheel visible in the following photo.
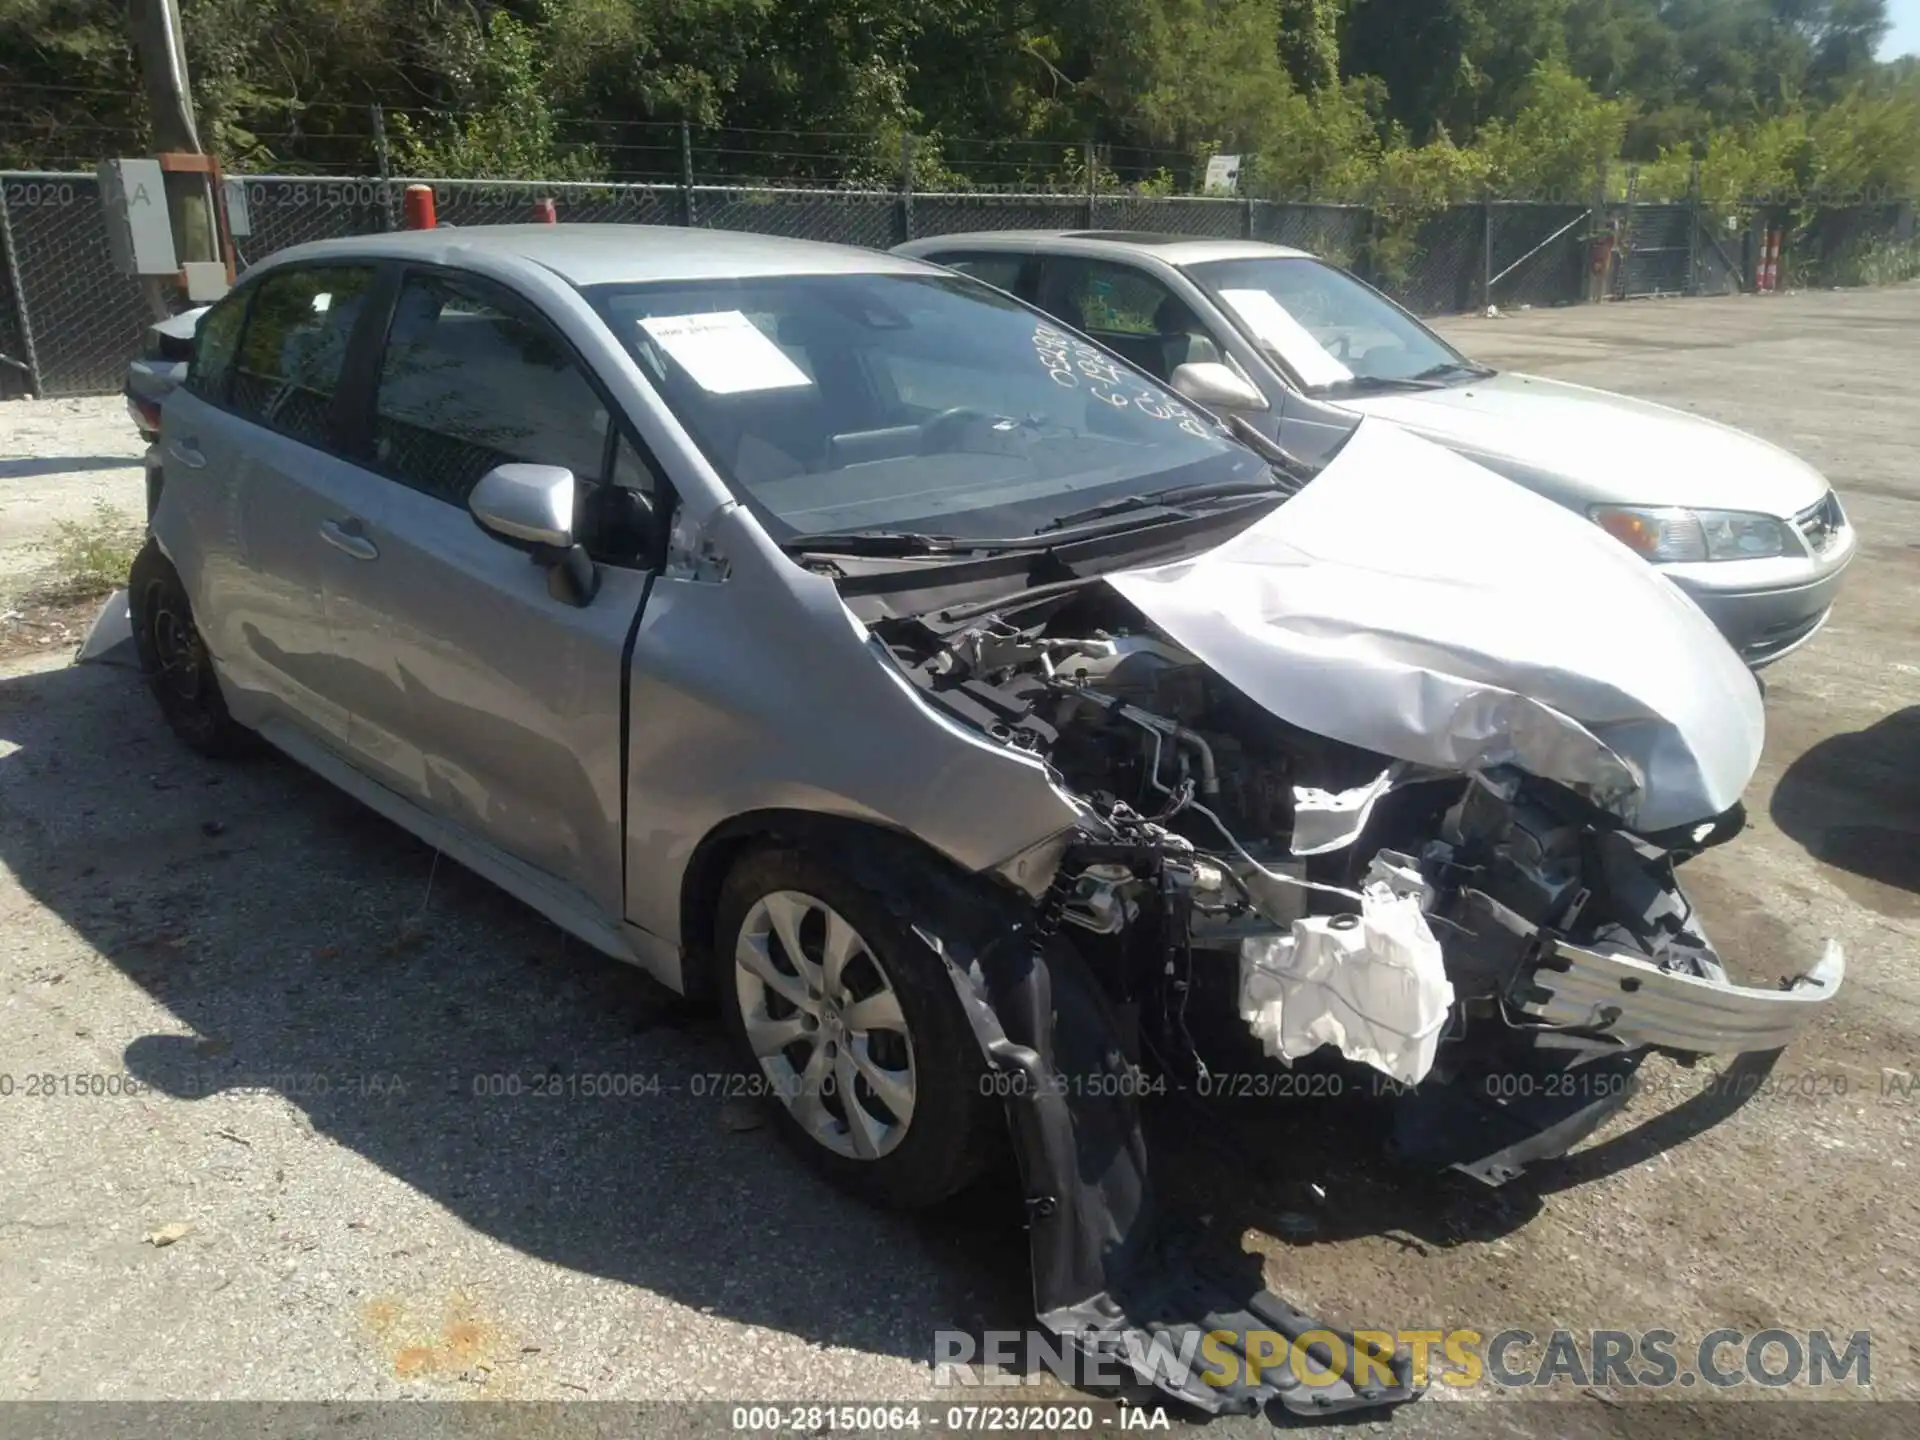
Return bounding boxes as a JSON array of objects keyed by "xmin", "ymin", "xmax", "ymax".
[{"xmin": 733, "ymin": 889, "xmax": 917, "ymax": 1161}]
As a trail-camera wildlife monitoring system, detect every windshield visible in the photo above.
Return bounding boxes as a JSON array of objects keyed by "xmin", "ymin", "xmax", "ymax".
[
  {"xmin": 1186, "ymin": 257, "xmax": 1476, "ymax": 395},
  {"xmin": 589, "ymin": 272, "xmax": 1265, "ymax": 541}
]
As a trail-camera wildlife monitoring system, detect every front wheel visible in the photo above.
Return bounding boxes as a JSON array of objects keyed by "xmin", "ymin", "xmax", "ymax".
[
  {"xmin": 128, "ymin": 541, "xmax": 252, "ymax": 758},
  {"xmin": 714, "ymin": 847, "xmax": 1001, "ymax": 1210}
]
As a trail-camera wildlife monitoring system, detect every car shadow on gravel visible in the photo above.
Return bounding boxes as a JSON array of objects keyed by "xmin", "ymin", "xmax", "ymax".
[
  {"xmin": 1771, "ymin": 704, "xmax": 1920, "ymax": 919},
  {"xmin": 0, "ymin": 657, "xmax": 1763, "ymax": 1381},
  {"xmin": 0, "ymin": 455, "xmax": 141, "ymax": 481},
  {"xmin": 0, "ymin": 659, "xmax": 1048, "ymax": 1370}
]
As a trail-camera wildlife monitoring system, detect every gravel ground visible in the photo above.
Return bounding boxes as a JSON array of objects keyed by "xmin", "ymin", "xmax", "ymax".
[
  {"xmin": 0, "ymin": 396, "xmax": 144, "ymax": 588},
  {"xmin": 0, "ymin": 396, "xmax": 146, "ymax": 659},
  {"xmin": 1, "ymin": 289, "xmax": 1916, "ymax": 1437}
]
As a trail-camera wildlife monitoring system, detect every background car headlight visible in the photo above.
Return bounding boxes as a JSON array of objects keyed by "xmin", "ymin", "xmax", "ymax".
[{"xmin": 1591, "ymin": 506, "xmax": 1793, "ymax": 562}]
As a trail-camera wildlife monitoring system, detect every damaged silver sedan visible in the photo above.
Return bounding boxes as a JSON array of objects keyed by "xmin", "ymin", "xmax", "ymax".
[{"xmin": 131, "ymin": 226, "xmax": 1842, "ymax": 1419}]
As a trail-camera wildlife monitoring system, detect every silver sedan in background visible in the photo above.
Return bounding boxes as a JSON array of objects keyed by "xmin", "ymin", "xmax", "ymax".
[{"xmin": 895, "ymin": 231, "xmax": 1856, "ymax": 666}]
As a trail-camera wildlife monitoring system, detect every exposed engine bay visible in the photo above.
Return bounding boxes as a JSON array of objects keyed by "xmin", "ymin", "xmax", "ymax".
[
  {"xmin": 879, "ymin": 579, "xmax": 1839, "ymax": 1130},
  {"xmin": 841, "ymin": 428, "xmax": 1845, "ymax": 1421}
]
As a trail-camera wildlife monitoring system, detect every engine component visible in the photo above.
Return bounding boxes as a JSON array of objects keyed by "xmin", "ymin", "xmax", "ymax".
[
  {"xmin": 1061, "ymin": 862, "xmax": 1137, "ymax": 936},
  {"xmin": 1240, "ymin": 885, "xmax": 1456, "ymax": 1085}
]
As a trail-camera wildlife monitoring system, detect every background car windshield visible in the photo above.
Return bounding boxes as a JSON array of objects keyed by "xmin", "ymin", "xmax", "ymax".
[
  {"xmin": 591, "ymin": 273, "xmax": 1263, "ymax": 539},
  {"xmin": 1187, "ymin": 257, "xmax": 1467, "ymax": 392}
]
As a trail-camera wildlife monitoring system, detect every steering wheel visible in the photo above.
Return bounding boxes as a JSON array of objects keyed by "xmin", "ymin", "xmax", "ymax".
[{"xmin": 918, "ymin": 406, "xmax": 991, "ymax": 453}]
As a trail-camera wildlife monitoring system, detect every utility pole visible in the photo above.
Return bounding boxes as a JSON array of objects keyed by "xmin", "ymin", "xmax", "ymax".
[{"xmin": 128, "ymin": 0, "xmax": 219, "ymax": 313}]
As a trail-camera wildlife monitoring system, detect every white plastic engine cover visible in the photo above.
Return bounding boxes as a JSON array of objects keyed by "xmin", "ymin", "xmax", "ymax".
[
  {"xmin": 1109, "ymin": 418, "xmax": 1766, "ymax": 833},
  {"xmin": 1239, "ymin": 884, "xmax": 1455, "ymax": 1085}
]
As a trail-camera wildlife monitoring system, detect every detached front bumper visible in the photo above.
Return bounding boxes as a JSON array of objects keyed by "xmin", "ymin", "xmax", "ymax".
[{"xmin": 1522, "ymin": 937, "xmax": 1845, "ymax": 1055}]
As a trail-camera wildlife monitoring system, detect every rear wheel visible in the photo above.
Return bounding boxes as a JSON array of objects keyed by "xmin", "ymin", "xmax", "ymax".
[
  {"xmin": 128, "ymin": 542, "xmax": 252, "ymax": 758},
  {"xmin": 715, "ymin": 847, "xmax": 1000, "ymax": 1210}
]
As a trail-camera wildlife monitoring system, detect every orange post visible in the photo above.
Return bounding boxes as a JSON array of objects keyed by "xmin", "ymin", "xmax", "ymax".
[{"xmin": 403, "ymin": 184, "xmax": 437, "ymax": 230}]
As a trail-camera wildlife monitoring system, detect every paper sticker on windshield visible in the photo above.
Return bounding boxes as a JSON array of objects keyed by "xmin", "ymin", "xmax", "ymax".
[
  {"xmin": 638, "ymin": 311, "xmax": 812, "ymax": 394},
  {"xmin": 1218, "ymin": 289, "xmax": 1353, "ymax": 388}
]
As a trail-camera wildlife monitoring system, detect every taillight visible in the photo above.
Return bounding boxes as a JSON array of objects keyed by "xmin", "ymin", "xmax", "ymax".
[{"xmin": 127, "ymin": 394, "xmax": 163, "ymax": 435}]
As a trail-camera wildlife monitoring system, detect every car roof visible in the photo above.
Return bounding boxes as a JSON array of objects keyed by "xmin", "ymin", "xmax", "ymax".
[
  {"xmin": 259, "ymin": 224, "xmax": 939, "ymax": 286},
  {"xmin": 893, "ymin": 230, "xmax": 1314, "ymax": 266}
]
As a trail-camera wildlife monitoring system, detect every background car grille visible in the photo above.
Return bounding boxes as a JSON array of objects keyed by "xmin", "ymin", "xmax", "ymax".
[{"xmin": 1792, "ymin": 492, "xmax": 1846, "ymax": 554}]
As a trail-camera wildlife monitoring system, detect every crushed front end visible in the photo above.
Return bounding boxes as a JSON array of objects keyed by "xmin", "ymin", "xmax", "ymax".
[{"xmin": 869, "ymin": 575, "xmax": 1841, "ymax": 1418}]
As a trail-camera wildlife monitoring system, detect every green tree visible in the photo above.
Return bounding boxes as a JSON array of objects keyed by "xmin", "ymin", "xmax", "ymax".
[{"xmin": 1276, "ymin": 0, "xmax": 1344, "ymax": 92}]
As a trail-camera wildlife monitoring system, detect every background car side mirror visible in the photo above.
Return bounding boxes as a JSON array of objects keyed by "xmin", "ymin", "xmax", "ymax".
[
  {"xmin": 469, "ymin": 463, "xmax": 600, "ymax": 606},
  {"xmin": 1170, "ymin": 361, "xmax": 1267, "ymax": 414}
]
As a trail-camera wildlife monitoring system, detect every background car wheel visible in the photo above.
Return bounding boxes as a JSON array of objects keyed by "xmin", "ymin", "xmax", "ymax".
[
  {"xmin": 128, "ymin": 542, "xmax": 252, "ymax": 758},
  {"xmin": 715, "ymin": 846, "xmax": 1001, "ymax": 1210}
]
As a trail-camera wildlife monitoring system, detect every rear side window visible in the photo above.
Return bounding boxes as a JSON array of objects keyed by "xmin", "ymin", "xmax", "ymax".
[
  {"xmin": 185, "ymin": 293, "xmax": 247, "ymax": 404},
  {"xmin": 931, "ymin": 253, "xmax": 1027, "ymax": 295},
  {"xmin": 229, "ymin": 266, "xmax": 376, "ymax": 448},
  {"xmin": 1039, "ymin": 258, "xmax": 1190, "ymax": 338},
  {"xmin": 371, "ymin": 271, "xmax": 612, "ymax": 505}
]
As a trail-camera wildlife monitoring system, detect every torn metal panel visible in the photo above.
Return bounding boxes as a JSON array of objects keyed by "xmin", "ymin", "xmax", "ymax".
[
  {"xmin": 1288, "ymin": 764, "xmax": 1399, "ymax": 856},
  {"xmin": 1109, "ymin": 419, "xmax": 1766, "ymax": 834}
]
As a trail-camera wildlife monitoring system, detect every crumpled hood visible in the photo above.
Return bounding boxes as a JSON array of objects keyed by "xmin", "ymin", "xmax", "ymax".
[
  {"xmin": 1344, "ymin": 370, "xmax": 1831, "ymax": 516},
  {"xmin": 1107, "ymin": 419, "xmax": 1765, "ymax": 834}
]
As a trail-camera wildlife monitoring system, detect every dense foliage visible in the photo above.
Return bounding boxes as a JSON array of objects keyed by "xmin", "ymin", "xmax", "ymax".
[{"xmin": 2, "ymin": 0, "xmax": 1916, "ymax": 202}]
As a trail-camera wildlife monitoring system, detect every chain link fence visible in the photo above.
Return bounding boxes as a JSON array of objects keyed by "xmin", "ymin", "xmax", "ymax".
[
  {"xmin": 1375, "ymin": 207, "xmax": 1486, "ymax": 316},
  {"xmin": 1254, "ymin": 204, "xmax": 1371, "ymax": 268},
  {"xmin": 2, "ymin": 167, "xmax": 1914, "ymax": 397},
  {"xmin": 1792, "ymin": 202, "xmax": 1917, "ymax": 288},
  {"xmin": 1488, "ymin": 203, "xmax": 1592, "ymax": 310},
  {"xmin": 1615, "ymin": 203, "xmax": 1695, "ymax": 297},
  {"xmin": 2, "ymin": 172, "xmax": 151, "ymax": 397}
]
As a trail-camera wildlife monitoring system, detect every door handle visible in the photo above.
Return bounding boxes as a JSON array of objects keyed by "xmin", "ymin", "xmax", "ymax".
[
  {"xmin": 319, "ymin": 517, "xmax": 379, "ymax": 561},
  {"xmin": 167, "ymin": 438, "xmax": 206, "ymax": 469}
]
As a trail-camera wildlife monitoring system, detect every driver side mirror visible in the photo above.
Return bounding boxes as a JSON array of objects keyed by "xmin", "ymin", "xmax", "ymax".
[
  {"xmin": 1169, "ymin": 361, "xmax": 1267, "ymax": 414},
  {"xmin": 469, "ymin": 463, "xmax": 600, "ymax": 607}
]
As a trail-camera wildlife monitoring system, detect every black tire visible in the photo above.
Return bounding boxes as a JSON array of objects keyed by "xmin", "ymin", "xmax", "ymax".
[
  {"xmin": 715, "ymin": 846, "xmax": 1001, "ymax": 1210},
  {"xmin": 128, "ymin": 541, "xmax": 253, "ymax": 758}
]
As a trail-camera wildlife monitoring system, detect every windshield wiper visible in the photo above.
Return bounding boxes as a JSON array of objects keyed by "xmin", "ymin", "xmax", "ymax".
[
  {"xmin": 779, "ymin": 530, "xmax": 964, "ymax": 557},
  {"xmin": 1409, "ymin": 359, "xmax": 1496, "ymax": 382},
  {"xmin": 1036, "ymin": 478, "xmax": 1283, "ymax": 534},
  {"xmin": 1227, "ymin": 415, "xmax": 1315, "ymax": 487},
  {"xmin": 1314, "ymin": 373, "xmax": 1449, "ymax": 395}
]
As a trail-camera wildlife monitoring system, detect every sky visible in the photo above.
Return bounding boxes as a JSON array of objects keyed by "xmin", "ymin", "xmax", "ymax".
[{"xmin": 1884, "ymin": 0, "xmax": 1920, "ymax": 58}]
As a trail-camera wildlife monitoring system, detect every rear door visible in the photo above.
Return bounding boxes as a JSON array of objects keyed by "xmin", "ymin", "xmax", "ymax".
[
  {"xmin": 322, "ymin": 266, "xmax": 661, "ymax": 914},
  {"xmin": 161, "ymin": 262, "xmax": 379, "ymax": 746}
]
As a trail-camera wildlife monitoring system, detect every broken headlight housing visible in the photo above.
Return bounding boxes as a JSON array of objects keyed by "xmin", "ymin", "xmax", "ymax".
[{"xmin": 1590, "ymin": 505, "xmax": 1795, "ymax": 562}]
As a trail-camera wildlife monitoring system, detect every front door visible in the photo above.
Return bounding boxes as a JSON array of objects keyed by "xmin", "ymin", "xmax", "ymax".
[
  {"xmin": 322, "ymin": 267, "xmax": 663, "ymax": 915},
  {"xmin": 1033, "ymin": 256, "xmax": 1221, "ymax": 382}
]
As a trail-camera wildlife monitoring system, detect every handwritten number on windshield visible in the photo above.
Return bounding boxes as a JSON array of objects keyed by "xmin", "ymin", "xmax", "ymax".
[{"xmin": 1032, "ymin": 324, "xmax": 1212, "ymax": 437}]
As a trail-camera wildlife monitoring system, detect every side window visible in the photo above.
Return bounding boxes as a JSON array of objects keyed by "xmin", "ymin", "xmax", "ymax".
[
  {"xmin": 228, "ymin": 266, "xmax": 376, "ymax": 447},
  {"xmin": 1037, "ymin": 259, "xmax": 1209, "ymax": 381},
  {"xmin": 580, "ymin": 433, "xmax": 663, "ymax": 569},
  {"xmin": 184, "ymin": 290, "xmax": 249, "ymax": 405},
  {"xmin": 934, "ymin": 253, "xmax": 1026, "ymax": 294},
  {"xmin": 611, "ymin": 433, "xmax": 658, "ymax": 495},
  {"xmin": 372, "ymin": 271, "xmax": 611, "ymax": 505}
]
